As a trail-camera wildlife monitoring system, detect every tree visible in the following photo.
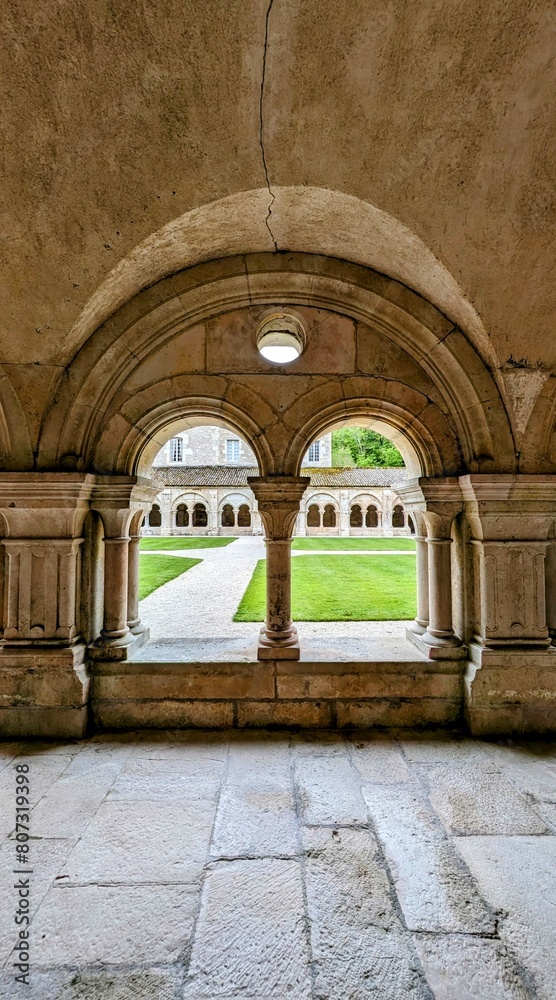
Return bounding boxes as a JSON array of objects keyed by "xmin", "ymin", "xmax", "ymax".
[{"xmin": 331, "ymin": 428, "xmax": 404, "ymax": 467}]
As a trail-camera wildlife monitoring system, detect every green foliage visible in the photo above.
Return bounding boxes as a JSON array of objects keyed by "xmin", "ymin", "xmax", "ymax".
[
  {"xmin": 234, "ymin": 554, "xmax": 416, "ymax": 621},
  {"xmin": 331, "ymin": 428, "xmax": 404, "ymax": 467},
  {"xmin": 139, "ymin": 554, "xmax": 202, "ymax": 599}
]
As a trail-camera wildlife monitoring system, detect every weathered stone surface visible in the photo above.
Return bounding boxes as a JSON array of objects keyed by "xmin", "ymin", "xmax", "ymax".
[
  {"xmin": 60, "ymin": 799, "xmax": 214, "ymax": 886},
  {"xmin": 94, "ymin": 699, "xmax": 234, "ymax": 730},
  {"xmin": 336, "ymin": 698, "xmax": 461, "ymax": 729},
  {"xmin": 211, "ymin": 738, "xmax": 297, "ymax": 859},
  {"xmin": 294, "ymin": 750, "xmax": 368, "ymax": 825},
  {"xmin": 0, "ymin": 752, "xmax": 75, "ymax": 840},
  {"xmin": 0, "ymin": 836, "xmax": 77, "ymax": 966},
  {"xmin": 398, "ymin": 734, "xmax": 492, "ymax": 766},
  {"xmin": 29, "ymin": 884, "xmax": 197, "ymax": 965},
  {"xmin": 349, "ymin": 734, "xmax": 412, "ymax": 784},
  {"xmin": 31, "ymin": 761, "xmax": 121, "ymax": 838},
  {"xmin": 303, "ymin": 826, "xmax": 432, "ymax": 999},
  {"xmin": 456, "ymin": 836, "xmax": 556, "ymax": 1000},
  {"xmin": 183, "ymin": 858, "xmax": 312, "ymax": 998},
  {"xmin": 422, "ymin": 763, "xmax": 549, "ymax": 835},
  {"xmin": 236, "ymin": 699, "xmax": 332, "ymax": 729},
  {"xmin": 413, "ymin": 934, "xmax": 532, "ymax": 1000},
  {"xmin": 0, "ymin": 967, "xmax": 181, "ymax": 1000},
  {"xmin": 362, "ymin": 785, "xmax": 494, "ymax": 933},
  {"xmin": 108, "ymin": 754, "xmax": 223, "ymax": 803}
]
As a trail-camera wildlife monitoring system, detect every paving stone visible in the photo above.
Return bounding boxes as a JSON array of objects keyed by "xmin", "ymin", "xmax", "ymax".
[
  {"xmin": 362, "ymin": 785, "xmax": 494, "ymax": 933},
  {"xmin": 211, "ymin": 739, "xmax": 298, "ymax": 858},
  {"xmin": 349, "ymin": 734, "xmax": 412, "ymax": 784},
  {"xmin": 456, "ymin": 836, "xmax": 556, "ymax": 1000},
  {"xmin": 413, "ymin": 934, "xmax": 532, "ymax": 1000},
  {"xmin": 0, "ymin": 836, "xmax": 77, "ymax": 967},
  {"xmin": 398, "ymin": 734, "xmax": 491, "ymax": 766},
  {"xmin": 31, "ymin": 763, "xmax": 121, "ymax": 838},
  {"xmin": 294, "ymin": 751, "xmax": 367, "ymax": 825},
  {"xmin": 422, "ymin": 763, "xmax": 549, "ymax": 835},
  {"xmin": 481, "ymin": 741, "xmax": 556, "ymax": 819},
  {"xmin": 0, "ymin": 754, "xmax": 74, "ymax": 841},
  {"xmin": 291, "ymin": 732, "xmax": 347, "ymax": 755},
  {"xmin": 107, "ymin": 755, "xmax": 223, "ymax": 803},
  {"xmin": 28, "ymin": 884, "xmax": 197, "ymax": 965},
  {"xmin": 0, "ymin": 966, "xmax": 181, "ymax": 1000},
  {"xmin": 303, "ymin": 826, "xmax": 431, "ymax": 999},
  {"xmin": 182, "ymin": 858, "xmax": 312, "ymax": 998},
  {"xmin": 60, "ymin": 799, "xmax": 215, "ymax": 885},
  {"xmin": 0, "ymin": 743, "xmax": 25, "ymax": 771}
]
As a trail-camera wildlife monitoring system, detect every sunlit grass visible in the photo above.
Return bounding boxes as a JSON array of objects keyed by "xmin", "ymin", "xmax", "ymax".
[
  {"xmin": 140, "ymin": 536, "xmax": 237, "ymax": 551},
  {"xmin": 139, "ymin": 554, "xmax": 202, "ymax": 600}
]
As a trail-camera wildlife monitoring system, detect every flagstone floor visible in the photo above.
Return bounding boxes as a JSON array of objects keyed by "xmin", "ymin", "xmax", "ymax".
[{"xmin": 0, "ymin": 729, "xmax": 555, "ymax": 999}]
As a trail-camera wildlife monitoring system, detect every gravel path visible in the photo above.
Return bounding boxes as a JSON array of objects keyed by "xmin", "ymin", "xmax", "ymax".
[{"xmin": 139, "ymin": 536, "xmax": 410, "ymax": 641}]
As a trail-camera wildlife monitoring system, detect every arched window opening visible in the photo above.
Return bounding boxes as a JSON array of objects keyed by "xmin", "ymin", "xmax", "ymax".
[
  {"xmin": 176, "ymin": 503, "xmax": 189, "ymax": 527},
  {"xmin": 366, "ymin": 504, "xmax": 378, "ymax": 528},
  {"xmin": 323, "ymin": 504, "xmax": 336, "ymax": 528},
  {"xmin": 350, "ymin": 504, "xmax": 363, "ymax": 528},
  {"xmin": 193, "ymin": 503, "xmax": 208, "ymax": 527},
  {"xmin": 238, "ymin": 504, "xmax": 251, "ymax": 527},
  {"xmin": 408, "ymin": 514, "xmax": 416, "ymax": 535},
  {"xmin": 307, "ymin": 504, "xmax": 321, "ymax": 528},
  {"xmin": 392, "ymin": 504, "xmax": 405, "ymax": 528},
  {"xmin": 221, "ymin": 504, "xmax": 235, "ymax": 527},
  {"xmin": 149, "ymin": 504, "xmax": 161, "ymax": 527}
]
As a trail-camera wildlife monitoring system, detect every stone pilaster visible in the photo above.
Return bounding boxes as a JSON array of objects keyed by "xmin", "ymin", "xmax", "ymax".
[
  {"xmin": 460, "ymin": 475, "xmax": 556, "ymax": 734},
  {"xmin": 248, "ymin": 475, "xmax": 310, "ymax": 659},
  {"xmin": 0, "ymin": 473, "xmax": 95, "ymax": 737}
]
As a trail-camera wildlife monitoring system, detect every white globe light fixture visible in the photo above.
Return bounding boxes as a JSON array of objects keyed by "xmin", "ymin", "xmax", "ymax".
[{"xmin": 256, "ymin": 312, "xmax": 306, "ymax": 364}]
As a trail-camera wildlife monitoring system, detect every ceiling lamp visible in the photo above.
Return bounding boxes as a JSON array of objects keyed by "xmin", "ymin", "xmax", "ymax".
[{"xmin": 256, "ymin": 312, "xmax": 306, "ymax": 364}]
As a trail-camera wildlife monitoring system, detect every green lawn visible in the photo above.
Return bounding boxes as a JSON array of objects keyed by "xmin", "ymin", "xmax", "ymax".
[
  {"xmin": 140, "ymin": 536, "xmax": 237, "ymax": 551},
  {"xmin": 234, "ymin": 554, "xmax": 416, "ymax": 621},
  {"xmin": 139, "ymin": 554, "xmax": 202, "ymax": 600},
  {"xmin": 292, "ymin": 537, "xmax": 416, "ymax": 550}
]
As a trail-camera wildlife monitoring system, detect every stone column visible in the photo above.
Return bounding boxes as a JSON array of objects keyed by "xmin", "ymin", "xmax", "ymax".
[
  {"xmin": 406, "ymin": 510, "xmax": 429, "ymax": 635},
  {"xmin": 340, "ymin": 491, "xmax": 351, "ymax": 537},
  {"xmin": 91, "ymin": 476, "xmax": 159, "ymax": 658},
  {"xmin": 398, "ymin": 479, "xmax": 464, "ymax": 660},
  {"xmin": 248, "ymin": 475, "xmax": 310, "ymax": 659}
]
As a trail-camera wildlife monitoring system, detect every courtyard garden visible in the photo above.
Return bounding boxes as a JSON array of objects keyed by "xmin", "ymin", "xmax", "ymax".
[
  {"xmin": 139, "ymin": 554, "xmax": 202, "ymax": 599},
  {"xmin": 234, "ymin": 553, "xmax": 416, "ymax": 621},
  {"xmin": 291, "ymin": 537, "xmax": 416, "ymax": 550}
]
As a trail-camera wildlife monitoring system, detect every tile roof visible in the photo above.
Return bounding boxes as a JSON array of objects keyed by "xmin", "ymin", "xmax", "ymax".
[{"xmin": 150, "ymin": 466, "xmax": 410, "ymax": 488}]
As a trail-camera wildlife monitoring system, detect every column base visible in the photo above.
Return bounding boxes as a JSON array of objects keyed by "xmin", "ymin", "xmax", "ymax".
[
  {"xmin": 89, "ymin": 628, "xmax": 150, "ymax": 662},
  {"xmin": 257, "ymin": 626, "xmax": 301, "ymax": 660},
  {"xmin": 0, "ymin": 641, "xmax": 90, "ymax": 737},
  {"xmin": 407, "ymin": 619, "xmax": 428, "ymax": 636},
  {"xmin": 465, "ymin": 641, "xmax": 556, "ymax": 735},
  {"xmin": 406, "ymin": 628, "xmax": 466, "ymax": 660}
]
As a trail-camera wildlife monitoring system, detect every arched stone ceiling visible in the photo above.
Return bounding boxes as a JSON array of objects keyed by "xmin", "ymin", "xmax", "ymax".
[{"xmin": 1, "ymin": 0, "xmax": 555, "ymax": 459}]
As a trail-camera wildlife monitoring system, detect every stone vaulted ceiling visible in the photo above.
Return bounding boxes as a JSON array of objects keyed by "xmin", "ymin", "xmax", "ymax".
[{"xmin": 1, "ymin": 0, "xmax": 555, "ymax": 447}]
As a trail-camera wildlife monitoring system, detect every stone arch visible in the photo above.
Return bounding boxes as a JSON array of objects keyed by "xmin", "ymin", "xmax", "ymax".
[
  {"xmin": 237, "ymin": 504, "xmax": 251, "ymax": 528},
  {"xmin": 148, "ymin": 504, "xmax": 161, "ymax": 528},
  {"xmin": 175, "ymin": 503, "xmax": 189, "ymax": 528},
  {"xmin": 38, "ymin": 253, "xmax": 514, "ymax": 478},
  {"xmin": 221, "ymin": 504, "xmax": 235, "ymax": 528},
  {"xmin": 307, "ymin": 504, "xmax": 321, "ymax": 528}
]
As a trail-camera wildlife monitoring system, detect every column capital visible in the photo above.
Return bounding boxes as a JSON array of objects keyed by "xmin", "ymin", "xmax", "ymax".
[
  {"xmin": 248, "ymin": 476, "xmax": 310, "ymax": 539},
  {"xmin": 91, "ymin": 475, "xmax": 160, "ymax": 537},
  {"xmin": 459, "ymin": 474, "xmax": 556, "ymax": 540},
  {"xmin": 0, "ymin": 472, "xmax": 95, "ymax": 538}
]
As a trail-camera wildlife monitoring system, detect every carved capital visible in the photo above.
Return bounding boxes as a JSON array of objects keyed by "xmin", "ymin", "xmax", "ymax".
[{"xmin": 248, "ymin": 476, "xmax": 310, "ymax": 539}]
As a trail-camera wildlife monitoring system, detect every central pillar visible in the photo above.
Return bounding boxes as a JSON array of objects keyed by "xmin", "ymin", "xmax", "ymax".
[{"xmin": 248, "ymin": 475, "xmax": 310, "ymax": 660}]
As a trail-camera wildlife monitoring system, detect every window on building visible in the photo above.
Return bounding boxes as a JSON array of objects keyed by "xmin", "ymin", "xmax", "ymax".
[
  {"xmin": 238, "ymin": 504, "xmax": 251, "ymax": 527},
  {"xmin": 307, "ymin": 441, "xmax": 320, "ymax": 462},
  {"xmin": 307, "ymin": 504, "xmax": 321, "ymax": 528},
  {"xmin": 323, "ymin": 504, "xmax": 336, "ymax": 528},
  {"xmin": 350, "ymin": 504, "xmax": 363, "ymax": 528},
  {"xmin": 226, "ymin": 439, "xmax": 240, "ymax": 462},
  {"xmin": 366, "ymin": 504, "xmax": 378, "ymax": 528},
  {"xmin": 149, "ymin": 504, "xmax": 161, "ymax": 527},
  {"xmin": 170, "ymin": 437, "xmax": 183, "ymax": 462},
  {"xmin": 221, "ymin": 504, "xmax": 235, "ymax": 527},
  {"xmin": 392, "ymin": 504, "xmax": 405, "ymax": 528},
  {"xmin": 192, "ymin": 502, "xmax": 208, "ymax": 527},
  {"xmin": 176, "ymin": 503, "xmax": 188, "ymax": 527}
]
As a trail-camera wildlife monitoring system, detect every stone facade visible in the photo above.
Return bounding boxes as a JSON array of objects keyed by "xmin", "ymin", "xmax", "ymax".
[
  {"xmin": 144, "ymin": 458, "xmax": 411, "ymax": 538},
  {"xmin": 153, "ymin": 427, "xmax": 332, "ymax": 468}
]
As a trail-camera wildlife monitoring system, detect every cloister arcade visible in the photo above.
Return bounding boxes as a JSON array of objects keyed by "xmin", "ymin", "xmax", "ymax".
[{"xmin": 1, "ymin": 247, "xmax": 555, "ymax": 738}]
